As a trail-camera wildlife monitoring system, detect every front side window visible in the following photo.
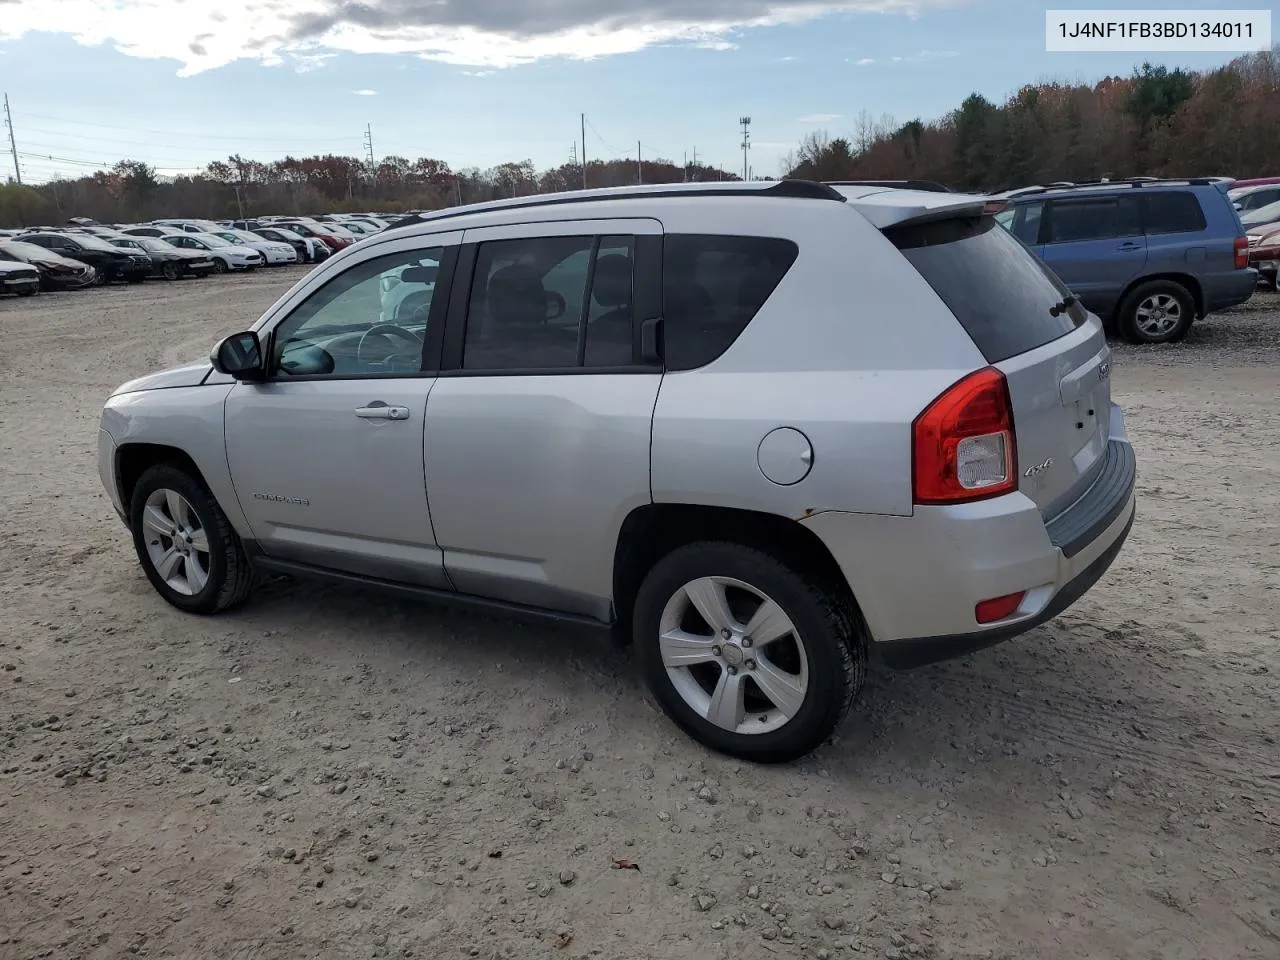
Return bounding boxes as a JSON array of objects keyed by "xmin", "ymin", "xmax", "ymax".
[
  {"xmin": 270, "ymin": 246, "xmax": 445, "ymax": 378},
  {"xmin": 461, "ymin": 235, "xmax": 637, "ymax": 371}
]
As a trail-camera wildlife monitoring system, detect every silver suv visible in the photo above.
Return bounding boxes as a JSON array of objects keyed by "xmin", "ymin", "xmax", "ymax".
[{"xmin": 97, "ymin": 180, "xmax": 1137, "ymax": 762}]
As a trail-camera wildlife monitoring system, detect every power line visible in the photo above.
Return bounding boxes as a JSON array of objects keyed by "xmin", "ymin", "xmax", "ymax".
[{"xmin": 13, "ymin": 109, "xmax": 355, "ymax": 144}]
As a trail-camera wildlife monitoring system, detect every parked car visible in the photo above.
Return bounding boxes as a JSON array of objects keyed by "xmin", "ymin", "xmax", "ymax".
[
  {"xmin": 110, "ymin": 236, "xmax": 217, "ymax": 280},
  {"xmin": 1229, "ymin": 184, "xmax": 1280, "ymax": 213},
  {"xmin": 162, "ymin": 233, "xmax": 263, "ymax": 273},
  {"xmin": 0, "ymin": 257, "xmax": 40, "ymax": 296},
  {"xmin": 96, "ymin": 179, "xmax": 1137, "ymax": 762},
  {"xmin": 995, "ymin": 178, "xmax": 1255, "ymax": 344},
  {"xmin": 267, "ymin": 218, "xmax": 356, "ymax": 252},
  {"xmin": 15, "ymin": 231, "xmax": 152, "ymax": 284},
  {"xmin": 1246, "ymin": 225, "xmax": 1280, "ymax": 288},
  {"xmin": 0, "ymin": 239, "xmax": 97, "ymax": 289},
  {"xmin": 1240, "ymin": 199, "xmax": 1280, "ymax": 232},
  {"xmin": 152, "ymin": 218, "xmax": 227, "ymax": 234},
  {"xmin": 251, "ymin": 226, "xmax": 329, "ymax": 263},
  {"xmin": 208, "ymin": 229, "xmax": 298, "ymax": 266}
]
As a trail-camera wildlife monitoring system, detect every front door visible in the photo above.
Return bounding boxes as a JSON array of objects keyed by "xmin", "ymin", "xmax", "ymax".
[
  {"xmin": 1040, "ymin": 196, "xmax": 1146, "ymax": 316},
  {"xmin": 223, "ymin": 233, "xmax": 460, "ymax": 588},
  {"xmin": 423, "ymin": 218, "xmax": 664, "ymax": 621}
]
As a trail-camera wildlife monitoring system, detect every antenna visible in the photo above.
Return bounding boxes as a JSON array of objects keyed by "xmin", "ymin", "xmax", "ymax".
[
  {"xmin": 3, "ymin": 94, "xmax": 20, "ymax": 185},
  {"xmin": 739, "ymin": 116, "xmax": 751, "ymax": 182}
]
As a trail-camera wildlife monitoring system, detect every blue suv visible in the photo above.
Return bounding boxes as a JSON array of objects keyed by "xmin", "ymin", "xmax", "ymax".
[{"xmin": 995, "ymin": 178, "xmax": 1256, "ymax": 344}]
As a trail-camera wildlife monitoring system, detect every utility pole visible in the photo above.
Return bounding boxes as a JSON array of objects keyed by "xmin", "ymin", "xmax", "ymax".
[
  {"xmin": 580, "ymin": 113, "xmax": 588, "ymax": 190},
  {"xmin": 683, "ymin": 151, "xmax": 687, "ymax": 182},
  {"xmin": 3, "ymin": 94, "xmax": 20, "ymax": 185},
  {"xmin": 739, "ymin": 116, "xmax": 751, "ymax": 181},
  {"xmin": 363, "ymin": 124, "xmax": 376, "ymax": 183},
  {"xmin": 637, "ymin": 141, "xmax": 642, "ymax": 185},
  {"xmin": 692, "ymin": 146, "xmax": 698, "ymax": 182}
]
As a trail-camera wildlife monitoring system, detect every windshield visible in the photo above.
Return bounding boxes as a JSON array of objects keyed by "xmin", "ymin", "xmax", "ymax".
[
  {"xmin": 110, "ymin": 238, "xmax": 143, "ymax": 249},
  {"xmin": 214, "ymin": 232, "xmax": 246, "ymax": 244},
  {"xmin": 137, "ymin": 238, "xmax": 177, "ymax": 254},
  {"xmin": 70, "ymin": 233, "xmax": 127, "ymax": 252},
  {"xmin": 1242, "ymin": 200, "xmax": 1280, "ymax": 226},
  {"xmin": 0, "ymin": 241, "xmax": 50, "ymax": 260},
  {"xmin": 198, "ymin": 234, "xmax": 232, "ymax": 248}
]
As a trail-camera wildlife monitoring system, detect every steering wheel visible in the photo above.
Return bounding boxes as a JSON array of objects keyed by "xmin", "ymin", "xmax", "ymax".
[{"xmin": 356, "ymin": 323, "xmax": 424, "ymax": 367}]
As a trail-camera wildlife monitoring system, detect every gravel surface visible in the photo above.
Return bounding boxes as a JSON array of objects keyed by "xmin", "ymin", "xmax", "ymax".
[{"xmin": 1, "ymin": 272, "xmax": 1277, "ymax": 960}]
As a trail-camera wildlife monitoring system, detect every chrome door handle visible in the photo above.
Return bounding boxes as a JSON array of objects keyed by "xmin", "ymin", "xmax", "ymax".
[{"xmin": 354, "ymin": 404, "xmax": 410, "ymax": 420}]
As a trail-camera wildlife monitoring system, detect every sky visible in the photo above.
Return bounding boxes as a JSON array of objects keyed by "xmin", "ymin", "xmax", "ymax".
[{"xmin": 0, "ymin": 0, "xmax": 1263, "ymax": 185}]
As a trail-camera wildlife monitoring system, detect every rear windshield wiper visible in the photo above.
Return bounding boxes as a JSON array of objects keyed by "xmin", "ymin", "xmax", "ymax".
[{"xmin": 1049, "ymin": 294, "xmax": 1078, "ymax": 317}]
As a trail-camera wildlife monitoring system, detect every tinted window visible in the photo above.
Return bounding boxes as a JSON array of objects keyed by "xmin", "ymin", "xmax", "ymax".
[
  {"xmin": 462, "ymin": 235, "xmax": 637, "ymax": 371},
  {"xmin": 662, "ymin": 234, "xmax": 798, "ymax": 371},
  {"xmin": 272, "ymin": 246, "xmax": 444, "ymax": 378},
  {"xmin": 1141, "ymin": 192, "xmax": 1207, "ymax": 235},
  {"xmin": 886, "ymin": 215, "xmax": 1080, "ymax": 364},
  {"xmin": 1047, "ymin": 197, "xmax": 1141, "ymax": 243},
  {"xmin": 1005, "ymin": 201, "xmax": 1044, "ymax": 244}
]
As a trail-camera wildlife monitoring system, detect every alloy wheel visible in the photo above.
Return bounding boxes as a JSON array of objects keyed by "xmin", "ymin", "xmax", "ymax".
[
  {"xmin": 141, "ymin": 488, "xmax": 211, "ymax": 596},
  {"xmin": 658, "ymin": 576, "xmax": 809, "ymax": 736}
]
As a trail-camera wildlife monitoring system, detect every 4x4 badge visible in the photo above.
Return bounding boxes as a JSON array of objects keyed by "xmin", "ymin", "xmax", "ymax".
[
  {"xmin": 1097, "ymin": 361, "xmax": 1110, "ymax": 380},
  {"xmin": 1023, "ymin": 458, "xmax": 1054, "ymax": 478}
]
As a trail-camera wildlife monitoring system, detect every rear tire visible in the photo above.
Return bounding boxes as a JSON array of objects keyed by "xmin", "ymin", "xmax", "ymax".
[
  {"xmin": 128, "ymin": 464, "xmax": 254, "ymax": 615},
  {"xmin": 632, "ymin": 542, "xmax": 864, "ymax": 763},
  {"xmin": 1116, "ymin": 280, "xmax": 1195, "ymax": 344}
]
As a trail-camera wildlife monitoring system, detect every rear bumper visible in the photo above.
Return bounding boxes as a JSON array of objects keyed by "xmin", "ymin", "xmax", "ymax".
[
  {"xmin": 803, "ymin": 405, "xmax": 1136, "ymax": 667},
  {"xmin": 1201, "ymin": 268, "xmax": 1258, "ymax": 313}
]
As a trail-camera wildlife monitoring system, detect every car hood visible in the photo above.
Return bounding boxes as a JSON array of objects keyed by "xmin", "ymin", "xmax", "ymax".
[
  {"xmin": 111, "ymin": 359, "xmax": 213, "ymax": 396},
  {"xmin": 0, "ymin": 258, "xmax": 37, "ymax": 273}
]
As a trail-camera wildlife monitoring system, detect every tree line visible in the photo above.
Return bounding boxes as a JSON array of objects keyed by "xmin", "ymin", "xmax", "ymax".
[
  {"xmin": 2, "ymin": 48, "xmax": 1277, "ymax": 228},
  {"xmin": 0, "ymin": 152, "xmax": 741, "ymax": 227},
  {"xmin": 786, "ymin": 50, "xmax": 1280, "ymax": 190}
]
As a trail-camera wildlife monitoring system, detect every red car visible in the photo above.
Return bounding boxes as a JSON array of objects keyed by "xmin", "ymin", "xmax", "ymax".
[{"xmin": 1247, "ymin": 226, "xmax": 1280, "ymax": 289}]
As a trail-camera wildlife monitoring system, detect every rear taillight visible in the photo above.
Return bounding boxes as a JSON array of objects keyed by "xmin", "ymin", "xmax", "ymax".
[
  {"xmin": 1234, "ymin": 235, "xmax": 1248, "ymax": 269},
  {"xmin": 912, "ymin": 367, "xmax": 1017, "ymax": 505}
]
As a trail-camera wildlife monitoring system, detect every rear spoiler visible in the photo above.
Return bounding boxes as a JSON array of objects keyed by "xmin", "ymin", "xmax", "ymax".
[{"xmin": 847, "ymin": 193, "xmax": 1008, "ymax": 230}]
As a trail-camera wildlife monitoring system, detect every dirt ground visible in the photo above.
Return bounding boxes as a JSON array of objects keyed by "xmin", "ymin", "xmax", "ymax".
[{"xmin": 1, "ymin": 269, "xmax": 1277, "ymax": 960}]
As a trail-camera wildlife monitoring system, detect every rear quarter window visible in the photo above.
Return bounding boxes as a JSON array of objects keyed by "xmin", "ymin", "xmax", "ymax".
[
  {"xmin": 662, "ymin": 234, "xmax": 798, "ymax": 371},
  {"xmin": 1141, "ymin": 192, "xmax": 1207, "ymax": 234},
  {"xmin": 885, "ymin": 215, "xmax": 1081, "ymax": 364}
]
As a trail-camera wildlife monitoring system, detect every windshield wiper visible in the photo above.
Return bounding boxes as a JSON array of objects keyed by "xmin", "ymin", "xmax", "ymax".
[{"xmin": 1049, "ymin": 294, "xmax": 1078, "ymax": 317}]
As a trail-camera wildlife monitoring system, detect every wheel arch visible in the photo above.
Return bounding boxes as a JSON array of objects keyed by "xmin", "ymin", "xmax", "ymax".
[
  {"xmin": 612, "ymin": 502, "xmax": 861, "ymax": 645},
  {"xmin": 115, "ymin": 443, "xmax": 207, "ymax": 510}
]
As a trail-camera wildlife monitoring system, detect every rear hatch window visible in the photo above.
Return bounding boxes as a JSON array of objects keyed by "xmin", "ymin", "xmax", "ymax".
[{"xmin": 884, "ymin": 215, "xmax": 1081, "ymax": 363}]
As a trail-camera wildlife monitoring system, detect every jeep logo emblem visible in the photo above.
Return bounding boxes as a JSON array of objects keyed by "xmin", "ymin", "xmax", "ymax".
[{"xmin": 1023, "ymin": 458, "xmax": 1054, "ymax": 478}]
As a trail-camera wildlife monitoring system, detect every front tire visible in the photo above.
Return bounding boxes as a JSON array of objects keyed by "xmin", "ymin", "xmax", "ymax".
[
  {"xmin": 1116, "ymin": 280, "xmax": 1195, "ymax": 344},
  {"xmin": 161, "ymin": 262, "xmax": 181, "ymax": 281},
  {"xmin": 128, "ymin": 464, "xmax": 254, "ymax": 614},
  {"xmin": 632, "ymin": 542, "xmax": 864, "ymax": 763},
  {"xmin": 212, "ymin": 258, "xmax": 228, "ymax": 275}
]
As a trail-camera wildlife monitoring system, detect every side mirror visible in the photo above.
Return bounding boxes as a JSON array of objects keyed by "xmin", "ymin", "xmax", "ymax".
[{"xmin": 210, "ymin": 331, "xmax": 265, "ymax": 381}]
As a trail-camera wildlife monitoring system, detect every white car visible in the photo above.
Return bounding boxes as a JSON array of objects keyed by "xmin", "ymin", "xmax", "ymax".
[
  {"xmin": 161, "ymin": 232, "xmax": 263, "ymax": 273},
  {"xmin": 153, "ymin": 218, "xmax": 226, "ymax": 234},
  {"xmin": 210, "ymin": 229, "xmax": 298, "ymax": 266}
]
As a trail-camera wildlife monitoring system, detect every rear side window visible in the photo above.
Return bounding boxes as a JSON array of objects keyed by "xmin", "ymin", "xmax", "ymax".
[
  {"xmin": 886, "ymin": 215, "xmax": 1080, "ymax": 364},
  {"xmin": 1046, "ymin": 197, "xmax": 1141, "ymax": 243},
  {"xmin": 1141, "ymin": 192, "xmax": 1207, "ymax": 235},
  {"xmin": 662, "ymin": 234, "xmax": 798, "ymax": 371}
]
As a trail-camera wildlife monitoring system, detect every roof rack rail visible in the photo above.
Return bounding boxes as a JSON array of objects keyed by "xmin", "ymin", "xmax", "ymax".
[
  {"xmin": 388, "ymin": 179, "xmax": 846, "ymax": 231},
  {"xmin": 824, "ymin": 179, "xmax": 952, "ymax": 193},
  {"xmin": 1003, "ymin": 176, "xmax": 1227, "ymax": 197}
]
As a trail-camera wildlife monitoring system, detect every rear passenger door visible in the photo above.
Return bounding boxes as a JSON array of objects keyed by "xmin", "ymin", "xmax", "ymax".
[
  {"xmin": 1041, "ymin": 196, "xmax": 1146, "ymax": 316},
  {"xmin": 423, "ymin": 219, "xmax": 663, "ymax": 621}
]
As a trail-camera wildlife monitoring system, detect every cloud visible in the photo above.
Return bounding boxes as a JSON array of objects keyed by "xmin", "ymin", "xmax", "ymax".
[
  {"xmin": 853, "ymin": 48, "xmax": 957, "ymax": 66},
  {"xmin": 0, "ymin": 0, "xmax": 963, "ymax": 75},
  {"xmin": 351, "ymin": 87, "xmax": 377, "ymax": 95},
  {"xmin": 798, "ymin": 113, "xmax": 841, "ymax": 122}
]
